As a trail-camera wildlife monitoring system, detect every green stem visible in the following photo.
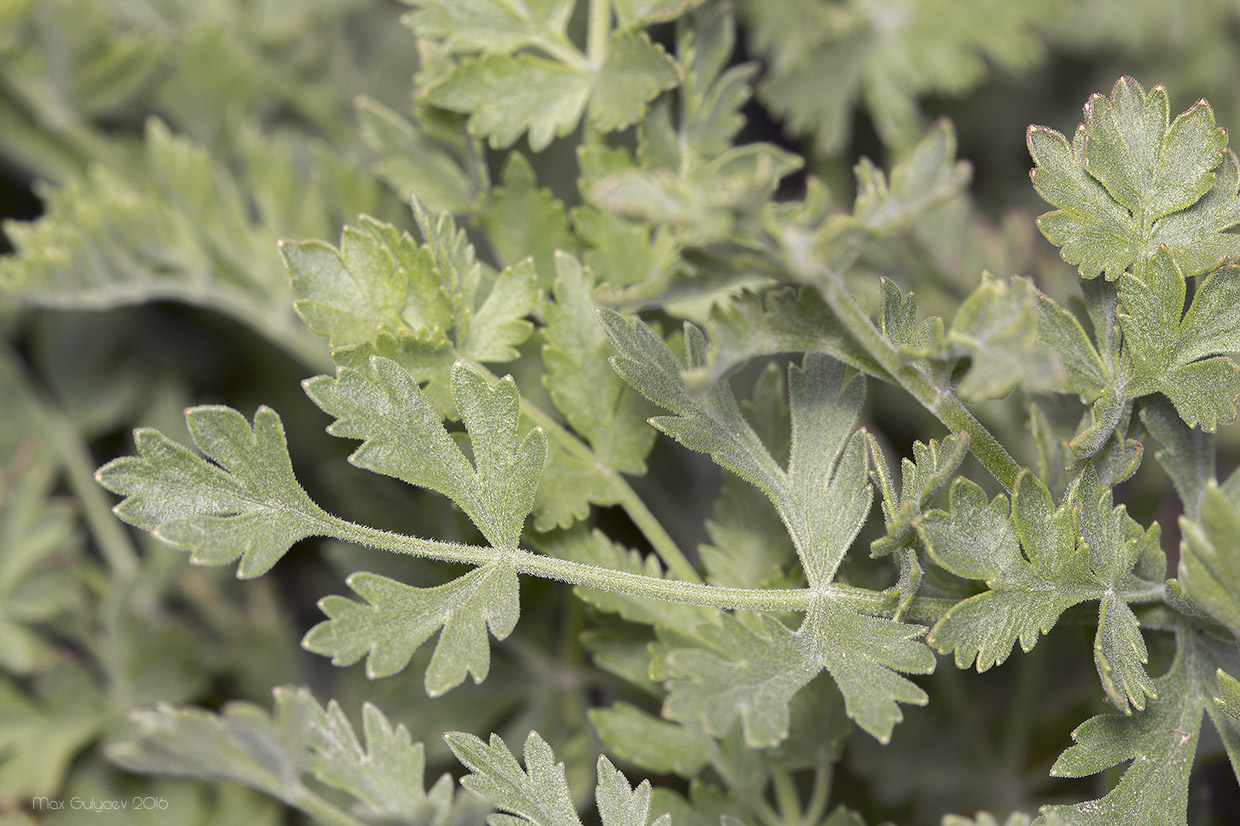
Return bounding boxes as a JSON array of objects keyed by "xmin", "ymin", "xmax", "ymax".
[
  {"xmin": 323, "ymin": 513, "xmax": 804, "ymax": 610},
  {"xmin": 609, "ymin": 479, "xmax": 702, "ymax": 582},
  {"xmin": 586, "ymin": 0, "xmax": 611, "ymax": 64},
  {"xmin": 813, "ymin": 267, "xmax": 1021, "ymax": 492},
  {"xmin": 1, "ymin": 347, "xmax": 141, "ymax": 580},
  {"xmin": 319, "ymin": 511, "xmax": 958, "ymax": 620},
  {"xmin": 771, "ymin": 763, "xmax": 802, "ymax": 823},
  {"xmin": 512, "ymin": 380, "xmax": 701, "ymax": 583},
  {"xmin": 803, "ymin": 756, "xmax": 833, "ymax": 826}
]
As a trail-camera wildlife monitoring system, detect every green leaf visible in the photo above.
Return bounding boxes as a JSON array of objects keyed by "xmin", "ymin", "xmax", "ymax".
[
  {"xmin": 0, "ymin": 448, "xmax": 85, "ymax": 675},
  {"xmin": 614, "ymin": 0, "xmax": 702, "ymax": 29},
  {"xmin": 661, "ymin": 613, "xmax": 820, "ymax": 748},
  {"xmin": 304, "ymin": 358, "xmax": 546, "ymax": 551},
  {"xmin": 536, "ymin": 255, "xmax": 656, "ymax": 529},
  {"xmin": 300, "ymin": 692, "xmax": 461, "ymax": 823},
  {"xmin": 602, "ymin": 312, "xmax": 870, "ymax": 588},
  {"xmin": 424, "ymin": 54, "xmax": 591, "ymax": 152},
  {"xmin": 108, "ymin": 687, "xmax": 467, "ymax": 822},
  {"xmin": 0, "ymin": 666, "xmax": 105, "ymax": 799},
  {"xmin": 742, "ymin": 0, "xmax": 1052, "ymax": 152},
  {"xmin": 282, "ymin": 216, "xmax": 445, "ymax": 350},
  {"xmin": 1178, "ymin": 482, "xmax": 1240, "ymax": 640},
  {"xmin": 698, "ymin": 288, "xmax": 890, "ymax": 388},
  {"xmin": 303, "ymin": 564, "xmax": 519, "ymax": 694},
  {"xmin": 0, "ymin": 120, "xmax": 378, "ymax": 363},
  {"xmin": 596, "ymin": 755, "xmax": 671, "ymax": 826},
  {"xmin": 949, "ymin": 274, "xmax": 1055, "ymax": 402},
  {"xmin": 589, "ymin": 703, "xmax": 715, "ymax": 778},
  {"xmin": 480, "ymin": 153, "xmax": 579, "ymax": 285},
  {"xmin": 1140, "ymin": 398, "xmax": 1214, "ymax": 520},
  {"xmin": 590, "ymin": 31, "xmax": 682, "ymax": 132},
  {"xmin": 868, "ymin": 432, "xmax": 969, "ymax": 558},
  {"xmin": 1040, "ymin": 627, "xmax": 1240, "ymax": 826},
  {"xmin": 356, "ymin": 96, "xmax": 473, "ymax": 214},
  {"xmin": 1030, "ymin": 77, "xmax": 1240, "ymax": 280},
  {"xmin": 920, "ymin": 468, "xmax": 1161, "ymax": 712},
  {"xmin": 1032, "ymin": 288, "xmax": 1110, "ymax": 401},
  {"xmin": 852, "ymin": 120, "xmax": 973, "ymax": 234},
  {"xmin": 916, "ymin": 474, "xmax": 1092, "ymax": 671},
  {"xmin": 95, "ymin": 406, "xmax": 327, "ymax": 578},
  {"xmin": 445, "ymin": 730, "xmax": 582, "ymax": 826},
  {"xmin": 1118, "ymin": 248, "xmax": 1240, "ymax": 430},
  {"xmin": 403, "ymin": 0, "xmax": 576, "ymax": 55}
]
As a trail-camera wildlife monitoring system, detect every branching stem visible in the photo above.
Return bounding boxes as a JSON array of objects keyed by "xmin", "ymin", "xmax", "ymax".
[{"xmin": 813, "ymin": 266, "xmax": 1022, "ymax": 492}]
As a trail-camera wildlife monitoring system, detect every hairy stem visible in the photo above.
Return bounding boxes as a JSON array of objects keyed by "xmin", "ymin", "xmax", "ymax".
[
  {"xmin": 813, "ymin": 267, "xmax": 1022, "ymax": 491},
  {"xmin": 510, "ymin": 374, "xmax": 702, "ymax": 583},
  {"xmin": 317, "ymin": 512, "xmax": 958, "ymax": 621}
]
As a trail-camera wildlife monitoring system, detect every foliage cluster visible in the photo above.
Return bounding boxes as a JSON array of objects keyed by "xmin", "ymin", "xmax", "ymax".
[{"xmin": 1, "ymin": 1, "xmax": 1240, "ymax": 825}]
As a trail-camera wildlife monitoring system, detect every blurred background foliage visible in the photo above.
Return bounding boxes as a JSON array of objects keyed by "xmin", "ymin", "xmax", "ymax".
[{"xmin": 0, "ymin": 0, "xmax": 1238, "ymax": 824}]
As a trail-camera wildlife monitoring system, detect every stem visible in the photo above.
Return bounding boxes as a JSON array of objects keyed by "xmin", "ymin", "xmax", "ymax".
[
  {"xmin": 323, "ymin": 513, "xmax": 806, "ymax": 610},
  {"xmin": 803, "ymin": 756, "xmax": 833, "ymax": 826},
  {"xmin": 813, "ymin": 268, "xmax": 1021, "ymax": 492},
  {"xmin": 609, "ymin": 479, "xmax": 702, "ymax": 582},
  {"xmin": 1, "ymin": 346, "xmax": 141, "ymax": 580},
  {"xmin": 586, "ymin": 0, "xmax": 611, "ymax": 64},
  {"xmin": 319, "ymin": 512, "xmax": 960, "ymax": 621},
  {"xmin": 511, "ymin": 378, "xmax": 701, "ymax": 583},
  {"xmin": 771, "ymin": 763, "xmax": 802, "ymax": 823}
]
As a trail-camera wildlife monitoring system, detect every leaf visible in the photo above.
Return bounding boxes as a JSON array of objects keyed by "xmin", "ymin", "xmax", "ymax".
[
  {"xmin": 948, "ymin": 274, "xmax": 1056, "ymax": 402},
  {"xmin": 660, "ymin": 613, "xmax": 820, "ymax": 748},
  {"xmin": 536, "ymin": 255, "xmax": 656, "ymax": 529},
  {"xmin": 356, "ymin": 96, "xmax": 473, "ymax": 214},
  {"xmin": 0, "ymin": 666, "xmax": 105, "ymax": 799},
  {"xmin": 445, "ymin": 730, "xmax": 582, "ymax": 826},
  {"xmin": 590, "ymin": 31, "xmax": 682, "ymax": 132},
  {"xmin": 1118, "ymin": 248, "xmax": 1240, "ymax": 430},
  {"xmin": 852, "ymin": 120, "xmax": 973, "ymax": 234},
  {"xmin": 0, "ymin": 446, "xmax": 85, "ymax": 675},
  {"xmin": 299, "ymin": 691, "xmax": 461, "ymax": 823},
  {"xmin": 602, "ymin": 312, "xmax": 870, "ymax": 588},
  {"xmin": 95, "ymin": 406, "xmax": 327, "ymax": 578},
  {"xmin": 1032, "ymin": 287, "xmax": 1110, "ymax": 401},
  {"xmin": 108, "ymin": 687, "xmax": 467, "ymax": 822},
  {"xmin": 588, "ymin": 703, "xmax": 714, "ymax": 778},
  {"xmin": 304, "ymin": 562, "xmax": 519, "ymax": 694},
  {"xmin": 0, "ymin": 120, "xmax": 377, "ymax": 361},
  {"xmin": 403, "ymin": 0, "xmax": 577, "ymax": 56},
  {"xmin": 1040, "ymin": 627, "xmax": 1240, "ymax": 826},
  {"xmin": 1139, "ymin": 397, "xmax": 1214, "ymax": 520},
  {"xmin": 480, "ymin": 153, "xmax": 579, "ymax": 285},
  {"xmin": 304, "ymin": 357, "xmax": 546, "ymax": 552},
  {"xmin": 698, "ymin": 287, "xmax": 890, "ymax": 390},
  {"xmin": 1177, "ymin": 482, "xmax": 1240, "ymax": 640},
  {"xmin": 1030, "ymin": 77, "xmax": 1240, "ymax": 280},
  {"xmin": 596, "ymin": 755, "xmax": 671, "ymax": 826},
  {"xmin": 282, "ymin": 216, "xmax": 446, "ymax": 350},
  {"xmin": 868, "ymin": 432, "xmax": 969, "ymax": 558},
  {"xmin": 916, "ymin": 474, "xmax": 1093, "ymax": 671},
  {"xmin": 742, "ymin": 0, "xmax": 1051, "ymax": 152}
]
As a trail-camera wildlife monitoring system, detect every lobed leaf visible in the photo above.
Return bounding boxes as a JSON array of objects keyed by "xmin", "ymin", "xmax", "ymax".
[
  {"xmin": 304, "ymin": 357, "xmax": 546, "ymax": 552},
  {"xmin": 445, "ymin": 730, "xmax": 582, "ymax": 826},
  {"xmin": 537, "ymin": 255, "xmax": 657, "ymax": 529},
  {"xmin": 95, "ymin": 406, "xmax": 327, "ymax": 578},
  {"xmin": 1040, "ymin": 628, "xmax": 1240, "ymax": 826},
  {"xmin": 1030, "ymin": 77, "xmax": 1240, "ymax": 281},
  {"xmin": 304, "ymin": 564, "xmax": 519, "ymax": 695},
  {"xmin": 108, "ymin": 687, "xmax": 468, "ymax": 821}
]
